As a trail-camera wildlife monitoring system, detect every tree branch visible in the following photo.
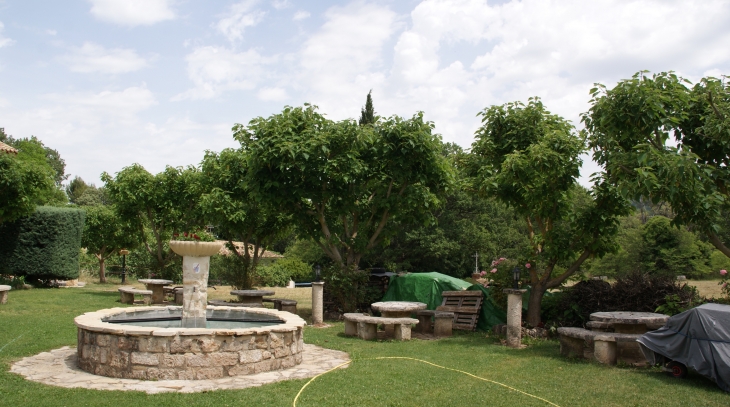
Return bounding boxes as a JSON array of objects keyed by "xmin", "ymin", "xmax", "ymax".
[
  {"xmin": 707, "ymin": 231, "xmax": 730, "ymax": 258},
  {"xmin": 546, "ymin": 249, "xmax": 592, "ymax": 289}
]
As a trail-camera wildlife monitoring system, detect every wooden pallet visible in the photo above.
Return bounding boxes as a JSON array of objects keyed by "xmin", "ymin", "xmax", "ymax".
[{"xmin": 436, "ymin": 291, "xmax": 483, "ymax": 331}]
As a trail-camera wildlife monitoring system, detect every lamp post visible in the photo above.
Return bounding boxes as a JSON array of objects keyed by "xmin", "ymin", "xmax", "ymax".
[
  {"xmin": 119, "ymin": 249, "xmax": 130, "ymax": 284},
  {"xmin": 512, "ymin": 266, "xmax": 521, "ymax": 290},
  {"xmin": 315, "ymin": 264, "xmax": 321, "ymax": 282},
  {"xmin": 503, "ymin": 265, "xmax": 526, "ymax": 348}
]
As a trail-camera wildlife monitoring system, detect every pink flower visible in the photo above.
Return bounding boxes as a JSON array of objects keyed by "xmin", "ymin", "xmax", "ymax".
[
  {"xmin": 499, "ymin": 257, "xmax": 506, "ymax": 261},
  {"xmin": 721, "ymin": 269, "xmax": 727, "ymax": 276},
  {"xmin": 480, "ymin": 271, "xmax": 486, "ymax": 276},
  {"xmin": 490, "ymin": 268, "xmax": 497, "ymax": 273},
  {"xmin": 525, "ymin": 263, "xmax": 531, "ymax": 269},
  {"xmin": 723, "ymin": 282, "xmax": 728, "ymax": 288}
]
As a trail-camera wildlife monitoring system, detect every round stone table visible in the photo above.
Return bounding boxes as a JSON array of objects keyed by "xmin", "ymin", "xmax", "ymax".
[
  {"xmin": 590, "ymin": 311, "xmax": 669, "ymax": 334},
  {"xmin": 371, "ymin": 301, "xmax": 427, "ymax": 336},
  {"xmin": 138, "ymin": 279, "xmax": 173, "ymax": 304},
  {"xmin": 230, "ymin": 290, "xmax": 276, "ymax": 307}
]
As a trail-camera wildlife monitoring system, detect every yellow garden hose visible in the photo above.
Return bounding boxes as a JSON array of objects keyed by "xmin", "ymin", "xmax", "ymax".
[{"xmin": 293, "ymin": 356, "xmax": 561, "ymax": 407}]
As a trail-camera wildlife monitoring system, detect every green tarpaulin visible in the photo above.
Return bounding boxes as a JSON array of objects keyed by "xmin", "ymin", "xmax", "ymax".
[{"xmin": 381, "ymin": 272, "xmax": 507, "ymax": 331}]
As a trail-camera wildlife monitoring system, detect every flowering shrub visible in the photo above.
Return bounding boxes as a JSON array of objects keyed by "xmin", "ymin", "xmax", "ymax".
[{"xmin": 172, "ymin": 230, "xmax": 215, "ymax": 242}]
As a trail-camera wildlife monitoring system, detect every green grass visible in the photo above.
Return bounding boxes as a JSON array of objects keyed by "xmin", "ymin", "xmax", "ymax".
[{"xmin": 0, "ymin": 286, "xmax": 727, "ymax": 406}]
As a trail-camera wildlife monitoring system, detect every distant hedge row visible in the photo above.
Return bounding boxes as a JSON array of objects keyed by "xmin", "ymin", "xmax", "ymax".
[{"xmin": 0, "ymin": 206, "xmax": 85, "ymax": 280}]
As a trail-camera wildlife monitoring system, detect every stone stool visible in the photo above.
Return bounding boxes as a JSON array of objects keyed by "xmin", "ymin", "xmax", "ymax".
[
  {"xmin": 433, "ymin": 311, "xmax": 454, "ymax": 337},
  {"xmin": 415, "ymin": 310, "xmax": 435, "ymax": 333},
  {"xmin": 174, "ymin": 288, "xmax": 183, "ymax": 305},
  {"xmin": 0, "ymin": 285, "xmax": 11, "ymax": 304}
]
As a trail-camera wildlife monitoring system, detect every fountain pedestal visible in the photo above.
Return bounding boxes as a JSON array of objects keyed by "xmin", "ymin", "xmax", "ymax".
[{"xmin": 169, "ymin": 241, "xmax": 223, "ymax": 328}]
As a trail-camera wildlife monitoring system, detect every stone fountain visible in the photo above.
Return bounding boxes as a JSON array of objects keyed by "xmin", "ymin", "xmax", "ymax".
[{"xmin": 73, "ymin": 240, "xmax": 307, "ymax": 380}]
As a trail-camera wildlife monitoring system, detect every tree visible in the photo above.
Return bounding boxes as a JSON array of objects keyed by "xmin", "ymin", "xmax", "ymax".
[
  {"xmin": 362, "ymin": 142, "xmax": 528, "ymax": 276},
  {"xmin": 470, "ymin": 98, "xmax": 631, "ymax": 325},
  {"xmin": 359, "ymin": 90, "xmax": 375, "ymax": 126},
  {"xmin": 81, "ymin": 205, "xmax": 141, "ymax": 283},
  {"xmin": 583, "ymin": 71, "xmax": 730, "ymax": 259},
  {"xmin": 238, "ymin": 104, "xmax": 451, "ymax": 310},
  {"xmin": 199, "ymin": 148, "xmax": 291, "ymax": 289},
  {"xmin": 66, "ymin": 176, "xmax": 90, "ymax": 204},
  {"xmin": 0, "ymin": 134, "xmax": 60, "ymax": 224},
  {"xmin": 102, "ymin": 164, "xmax": 201, "ymax": 277}
]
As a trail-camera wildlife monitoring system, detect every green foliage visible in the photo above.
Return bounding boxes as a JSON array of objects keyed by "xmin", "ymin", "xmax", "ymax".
[
  {"xmin": 320, "ymin": 264, "xmax": 371, "ymax": 312},
  {"xmin": 640, "ymin": 216, "xmax": 713, "ymax": 278},
  {"xmin": 102, "ymin": 164, "xmax": 202, "ymax": 275},
  {"xmin": 211, "ymin": 252, "xmax": 256, "ymax": 290},
  {"xmin": 172, "ymin": 230, "xmax": 215, "ymax": 242},
  {"xmin": 583, "ymin": 71, "xmax": 730, "ymax": 259},
  {"xmin": 81, "ymin": 205, "xmax": 141, "ymax": 282},
  {"xmin": 0, "ymin": 136, "xmax": 63, "ymax": 223},
  {"xmin": 239, "ymin": 104, "xmax": 451, "ymax": 311},
  {"xmin": 65, "ymin": 176, "xmax": 88, "ymax": 204},
  {"xmin": 359, "ymin": 90, "xmax": 376, "ymax": 126},
  {"xmin": 0, "ymin": 206, "xmax": 85, "ymax": 281},
  {"xmin": 255, "ymin": 258, "xmax": 312, "ymax": 287},
  {"xmin": 470, "ymin": 97, "xmax": 631, "ymax": 325}
]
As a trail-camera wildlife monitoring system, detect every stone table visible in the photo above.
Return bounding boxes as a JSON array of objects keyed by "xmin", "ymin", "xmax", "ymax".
[
  {"xmin": 589, "ymin": 311, "xmax": 669, "ymax": 334},
  {"xmin": 137, "ymin": 279, "xmax": 173, "ymax": 304},
  {"xmin": 0, "ymin": 285, "xmax": 10, "ymax": 304},
  {"xmin": 371, "ymin": 301, "xmax": 426, "ymax": 336},
  {"xmin": 230, "ymin": 289, "xmax": 276, "ymax": 307}
]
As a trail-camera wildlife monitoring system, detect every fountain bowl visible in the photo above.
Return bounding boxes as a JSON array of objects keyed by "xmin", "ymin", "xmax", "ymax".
[{"xmin": 75, "ymin": 305, "xmax": 306, "ymax": 380}]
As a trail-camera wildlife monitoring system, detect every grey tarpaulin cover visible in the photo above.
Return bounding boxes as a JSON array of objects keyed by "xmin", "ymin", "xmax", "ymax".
[{"xmin": 638, "ymin": 303, "xmax": 730, "ymax": 392}]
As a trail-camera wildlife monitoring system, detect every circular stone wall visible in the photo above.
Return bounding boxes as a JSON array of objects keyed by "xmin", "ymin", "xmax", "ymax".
[{"xmin": 74, "ymin": 306, "xmax": 306, "ymax": 380}]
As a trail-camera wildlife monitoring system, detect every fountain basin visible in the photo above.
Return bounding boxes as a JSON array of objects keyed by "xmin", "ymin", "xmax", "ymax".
[{"xmin": 75, "ymin": 305, "xmax": 306, "ymax": 380}]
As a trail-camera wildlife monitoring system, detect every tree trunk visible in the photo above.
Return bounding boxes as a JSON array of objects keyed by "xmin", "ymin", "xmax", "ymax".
[
  {"xmin": 526, "ymin": 283, "xmax": 547, "ymax": 326},
  {"xmin": 99, "ymin": 257, "xmax": 107, "ymax": 284}
]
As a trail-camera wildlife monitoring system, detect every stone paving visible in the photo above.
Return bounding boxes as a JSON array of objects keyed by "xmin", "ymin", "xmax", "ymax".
[{"xmin": 10, "ymin": 344, "xmax": 350, "ymax": 394}]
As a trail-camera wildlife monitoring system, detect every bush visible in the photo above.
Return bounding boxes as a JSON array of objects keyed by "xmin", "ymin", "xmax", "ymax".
[
  {"xmin": 0, "ymin": 206, "xmax": 85, "ymax": 282},
  {"xmin": 211, "ymin": 253, "xmax": 256, "ymax": 290},
  {"xmin": 542, "ymin": 272, "xmax": 704, "ymax": 327},
  {"xmin": 255, "ymin": 258, "xmax": 312, "ymax": 287}
]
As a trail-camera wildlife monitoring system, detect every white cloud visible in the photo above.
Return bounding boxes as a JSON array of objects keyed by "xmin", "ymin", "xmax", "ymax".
[
  {"xmin": 63, "ymin": 42, "xmax": 148, "ymax": 74},
  {"xmin": 298, "ymin": 2, "xmax": 398, "ymax": 118},
  {"xmin": 46, "ymin": 29, "xmax": 57, "ymax": 36},
  {"xmin": 272, "ymin": 0, "xmax": 291, "ymax": 10},
  {"xmin": 0, "ymin": 22, "xmax": 14, "ymax": 48},
  {"xmin": 173, "ymin": 46, "xmax": 273, "ymax": 100},
  {"xmin": 215, "ymin": 1, "xmax": 266, "ymax": 43},
  {"xmin": 2, "ymin": 86, "xmax": 237, "ymax": 184},
  {"xmin": 293, "ymin": 11, "xmax": 310, "ymax": 21},
  {"xmin": 88, "ymin": 0, "xmax": 176, "ymax": 26},
  {"xmin": 257, "ymin": 87, "xmax": 289, "ymax": 101}
]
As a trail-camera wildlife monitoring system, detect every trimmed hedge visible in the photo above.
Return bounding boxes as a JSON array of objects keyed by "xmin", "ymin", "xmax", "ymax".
[{"xmin": 0, "ymin": 206, "xmax": 85, "ymax": 280}]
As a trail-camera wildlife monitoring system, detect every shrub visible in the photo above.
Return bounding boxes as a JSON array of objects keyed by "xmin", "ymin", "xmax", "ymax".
[
  {"xmin": 0, "ymin": 206, "xmax": 85, "ymax": 282},
  {"xmin": 542, "ymin": 272, "xmax": 703, "ymax": 327},
  {"xmin": 254, "ymin": 258, "xmax": 313, "ymax": 287}
]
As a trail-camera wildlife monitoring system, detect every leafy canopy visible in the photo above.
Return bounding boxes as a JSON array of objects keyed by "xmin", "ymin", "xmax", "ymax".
[{"xmin": 583, "ymin": 71, "xmax": 730, "ymax": 256}]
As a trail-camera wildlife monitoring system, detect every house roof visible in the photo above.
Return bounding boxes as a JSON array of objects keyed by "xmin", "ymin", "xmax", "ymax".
[
  {"xmin": 0, "ymin": 141, "xmax": 18, "ymax": 155},
  {"xmin": 215, "ymin": 240, "xmax": 284, "ymax": 258}
]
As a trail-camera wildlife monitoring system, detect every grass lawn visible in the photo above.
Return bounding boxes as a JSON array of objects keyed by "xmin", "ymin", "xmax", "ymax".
[{"xmin": 1, "ymin": 283, "xmax": 728, "ymax": 407}]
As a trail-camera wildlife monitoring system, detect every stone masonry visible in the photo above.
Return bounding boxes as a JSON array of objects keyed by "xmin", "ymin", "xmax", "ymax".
[{"xmin": 74, "ymin": 306, "xmax": 306, "ymax": 380}]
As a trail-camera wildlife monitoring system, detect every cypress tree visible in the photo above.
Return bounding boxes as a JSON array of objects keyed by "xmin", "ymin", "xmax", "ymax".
[{"xmin": 359, "ymin": 90, "xmax": 375, "ymax": 126}]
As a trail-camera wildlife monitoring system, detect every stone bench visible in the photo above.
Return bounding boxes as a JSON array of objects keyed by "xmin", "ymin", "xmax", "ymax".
[
  {"xmin": 343, "ymin": 313, "xmax": 419, "ymax": 341},
  {"xmin": 118, "ymin": 286, "xmax": 152, "ymax": 305},
  {"xmin": 415, "ymin": 310, "xmax": 455, "ymax": 337},
  {"xmin": 0, "ymin": 285, "xmax": 10, "ymax": 304},
  {"xmin": 263, "ymin": 298, "xmax": 298, "ymax": 314},
  {"xmin": 557, "ymin": 327, "xmax": 643, "ymax": 364}
]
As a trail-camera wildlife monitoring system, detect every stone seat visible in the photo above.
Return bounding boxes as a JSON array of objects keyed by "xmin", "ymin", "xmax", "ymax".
[
  {"xmin": 0, "ymin": 285, "xmax": 10, "ymax": 305},
  {"xmin": 558, "ymin": 327, "xmax": 644, "ymax": 365},
  {"xmin": 415, "ymin": 310, "xmax": 455, "ymax": 337},
  {"xmin": 118, "ymin": 286, "xmax": 152, "ymax": 305},
  {"xmin": 263, "ymin": 298, "xmax": 298, "ymax": 314},
  {"xmin": 343, "ymin": 313, "xmax": 419, "ymax": 341}
]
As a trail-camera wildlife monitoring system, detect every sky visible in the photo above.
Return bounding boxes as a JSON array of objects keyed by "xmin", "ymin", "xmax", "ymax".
[{"xmin": 0, "ymin": 0, "xmax": 729, "ymax": 187}]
